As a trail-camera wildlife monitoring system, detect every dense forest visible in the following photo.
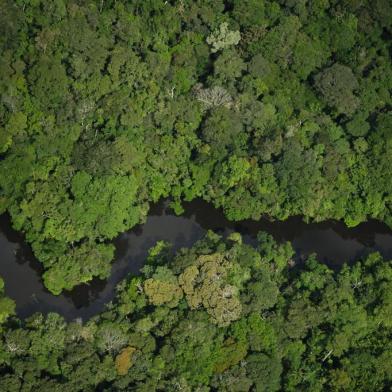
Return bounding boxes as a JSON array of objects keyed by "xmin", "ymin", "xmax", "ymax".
[
  {"xmin": 1, "ymin": 233, "xmax": 391, "ymax": 391},
  {"xmin": 0, "ymin": 0, "xmax": 391, "ymax": 292},
  {"xmin": 0, "ymin": 0, "xmax": 392, "ymax": 390}
]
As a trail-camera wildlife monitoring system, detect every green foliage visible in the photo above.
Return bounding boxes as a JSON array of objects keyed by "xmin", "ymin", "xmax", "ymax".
[
  {"xmin": 144, "ymin": 266, "xmax": 183, "ymax": 308},
  {"xmin": 314, "ymin": 63, "xmax": 359, "ymax": 115},
  {"xmin": 0, "ymin": 0, "xmax": 390, "ymax": 302},
  {"xmin": 0, "ymin": 278, "xmax": 15, "ymax": 326},
  {"xmin": 179, "ymin": 253, "xmax": 244, "ymax": 326},
  {"xmin": 0, "ymin": 6, "xmax": 391, "ymax": 390},
  {"xmin": 43, "ymin": 242, "xmax": 114, "ymax": 295},
  {"xmin": 206, "ymin": 22, "xmax": 241, "ymax": 53},
  {"xmin": 0, "ymin": 234, "xmax": 392, "ymax": 390}
]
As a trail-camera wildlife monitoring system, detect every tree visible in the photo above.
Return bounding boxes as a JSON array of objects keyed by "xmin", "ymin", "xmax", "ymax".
[
  {"xmin": 95, "ymin": 322, "xmax": 127, "ymax": 354},
  {"xmin": 43, "ymin": 242, "xmax": 114, "ymax": 295},
  {"xmin": 206, "ymin": 23, "xmax": 241, "ymax": 53},
  {"xmin": 143, "ymin": 266, "xmax": 183, "ymax": 308},
  {"xmin": 0, "ymin": 278, "xmax": 15, "ymax": 326},
  {"xmin": 115, "ymin": 346, "xmax": 137, "ymax": 376},
  {"xmin": 314, "ymin": 63, "xmax": 359, "ymax": 115},
  {"xmin": 193, "ymin": 84, "xmax": 233, "ymax": 109},
  {"xmin": 179, "ymin": 253, "xmax": 243, "ymax": 326}
]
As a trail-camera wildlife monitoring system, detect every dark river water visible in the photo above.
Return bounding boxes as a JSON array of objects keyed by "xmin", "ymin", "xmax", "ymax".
[{"xmin": 1, "ymin": 199, "xmax": 392, "ymax": 320}]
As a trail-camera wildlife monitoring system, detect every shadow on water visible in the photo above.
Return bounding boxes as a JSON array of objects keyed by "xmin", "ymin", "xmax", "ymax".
[{"xmin": 1, "ymin": 199, "xmax": 392, "ymax": 320}]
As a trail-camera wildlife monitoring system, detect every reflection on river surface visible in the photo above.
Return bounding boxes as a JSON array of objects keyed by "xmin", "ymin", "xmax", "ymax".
[{"xmin": 1, "ymin": 199, "xmax": 392, "ymax": 320}]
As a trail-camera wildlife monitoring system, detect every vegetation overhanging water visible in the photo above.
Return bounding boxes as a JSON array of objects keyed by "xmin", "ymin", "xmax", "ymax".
[{"xmin": 1, "ymin": 199, "xmax": 392, "ymax": 321}]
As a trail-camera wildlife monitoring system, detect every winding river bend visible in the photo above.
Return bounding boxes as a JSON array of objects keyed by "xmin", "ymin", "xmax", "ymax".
[{"xmin": 1, "ymin": 199, "xmax": 392, "ymax": 321}]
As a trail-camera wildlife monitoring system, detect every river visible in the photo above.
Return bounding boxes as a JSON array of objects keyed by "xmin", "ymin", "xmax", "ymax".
[{"xmin": 1, "ymin": 199, "xmax": 392, "ymax": 320}]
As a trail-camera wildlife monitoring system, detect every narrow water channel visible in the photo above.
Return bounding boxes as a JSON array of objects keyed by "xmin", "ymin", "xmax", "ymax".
[{"xmin": 1, "ymin": 199, "xmax": 392, "ymax": 320}]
